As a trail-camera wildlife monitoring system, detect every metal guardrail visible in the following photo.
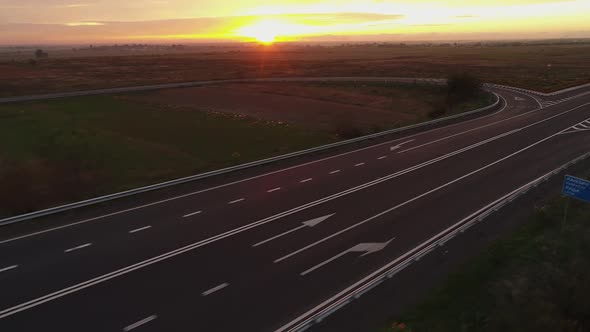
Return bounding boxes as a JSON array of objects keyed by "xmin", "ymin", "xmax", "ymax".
[
  {"xmin": 0, "ymin": 77, "xmax": 446, "ymax": 104},
  {"xmin": 282, "ymin": 150, "xmax": 590, "ymax": 332},
  {"xmin": 486, "ymin": 82, "xmax": 590, "ymax": 97},
  {"xmin": 0, "ymin": 92, "xmax": 501, "ymax": 226}
]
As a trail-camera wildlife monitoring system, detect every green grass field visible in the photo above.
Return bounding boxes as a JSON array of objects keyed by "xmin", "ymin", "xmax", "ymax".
[
  {"xmin": 0, "ymin": 95, "xmax": 334, "ymax": 216},
  {"xmin": 387, "ymin": 172, "xmax": 590, "ymax": 332},
  {"xmin": 0, "ymin": 82, "xmax": 493, "ymax": 217}
]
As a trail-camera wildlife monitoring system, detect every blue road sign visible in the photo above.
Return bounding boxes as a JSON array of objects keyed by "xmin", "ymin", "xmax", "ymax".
[{"xmin": 563, "ymin": 175, "xmax": 590, "ymax": 203}]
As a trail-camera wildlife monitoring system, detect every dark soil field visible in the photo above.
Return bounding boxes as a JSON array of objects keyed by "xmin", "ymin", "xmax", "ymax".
[
  {"xmin": 1, "ymin": 43, "xmax": 589, "ymax": 97},
  {"xmin": 124, "ymin": 82, "xmax": 481, "ymax": 132}
]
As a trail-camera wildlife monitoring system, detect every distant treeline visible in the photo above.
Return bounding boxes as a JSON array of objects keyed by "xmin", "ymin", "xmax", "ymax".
[{"xmin": 335, "ymin": 39, "xmax": 590, "ymax": 48}]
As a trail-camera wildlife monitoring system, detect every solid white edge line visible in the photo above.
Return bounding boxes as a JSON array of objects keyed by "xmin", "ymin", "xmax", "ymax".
[
  {"xmin": 129, "ymin": 226, "xmax": 152, "ymax": 234},
  {"xmin": 300, "ymin": 251, "xmax": 350, "ymax": 276},
  {"xmin": 0, "ymin": 127, "xmax": 515, "ymax": 319},
  {"xmin": 201, "ymin": 283, "xmax": 229, "ymax": 296},
  {"xmin": 64, "ymin": 243, "xmax": 92, "ymax": 253},
  {"xmin": 274, "ymin": 167, "xmax": 563, "ymax": 332},
  {"xmin": 123, "ymin": 315, "xmax": 158, "ymax": 331},
  {"xmin": 1, "ymin": 103, "xmax": 587, "ymax": 320},
  {"xmin": 0, "ymin": 91, "xmax": 507, "ymax": 243},
  {"xmin": 253, "ymin": 224, "xmax": 307, "ymax": 248},
  {"xmin": 275, "ymin": 131, "xmax": 590, "ymax": 332},
  {"xmin": 0, "ymin": 265, "xmax": 18, "ymax": 273},
  {"xmin": 397, "ymin": 95, "xmax": 517, "ymax": 154},
  {"xmin": 274, "ymin": 110, "xmax": 590, "ymax": 263}
]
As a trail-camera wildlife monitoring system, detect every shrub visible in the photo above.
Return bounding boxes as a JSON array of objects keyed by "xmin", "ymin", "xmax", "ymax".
[
  {"xmin": 446, "ymin": 72, "xmax": 483, "ymax": 107},
  {"xmin": 334, "ymin": 122, "xmax": 364, "ymax": 139}
]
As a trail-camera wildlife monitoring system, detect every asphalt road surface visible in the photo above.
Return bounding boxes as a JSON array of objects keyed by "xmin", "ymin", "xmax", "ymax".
[{"xmin": 1, "ymin": 82, "xmax": 590, "ymax": 332}]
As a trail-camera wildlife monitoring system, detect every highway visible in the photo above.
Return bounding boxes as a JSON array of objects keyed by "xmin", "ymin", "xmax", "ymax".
[{"xmin": 0, "ymin": 81, "xmax": 590, "ymax": 332}]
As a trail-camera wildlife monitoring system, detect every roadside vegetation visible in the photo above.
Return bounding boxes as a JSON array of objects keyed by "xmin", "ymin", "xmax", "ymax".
[
  {"xmin": 310, "ymin": 76, "xmax": 492, "ymax": 137},
  {"xmin": 0, "ymin": 78, "xmax": 493, "ymax": 217},
  {"xmin": 0, "ymin": 95, "xmax": 334, "ymax": 217},
  {"xmin": 386, "ymin": 172, "xmax": 590, "ymax": 332}
]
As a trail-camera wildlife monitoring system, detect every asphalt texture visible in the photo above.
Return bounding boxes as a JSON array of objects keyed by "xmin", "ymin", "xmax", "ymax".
[{"xmin": 1, "ymin": 82, "xmax": 590, "ymax": 332}]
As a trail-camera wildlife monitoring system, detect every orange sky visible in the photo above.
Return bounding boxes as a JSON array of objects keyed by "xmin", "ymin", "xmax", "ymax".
[{"xmin": 1, "ymin": 0, "xmax": 590, "ymax": 44}]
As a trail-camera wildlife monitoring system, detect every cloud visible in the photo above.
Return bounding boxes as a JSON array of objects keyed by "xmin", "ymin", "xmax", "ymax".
[
  {"xmin": 65, "ymin": 21, "xmax": 104, "ymax": 26},
  {"xmin": 60, "ymin": 4, "xmax": 94, "ymax": 8},
  {"xmin": 0, "ymin": 13, "xmax": 406, "ymax": 44}
]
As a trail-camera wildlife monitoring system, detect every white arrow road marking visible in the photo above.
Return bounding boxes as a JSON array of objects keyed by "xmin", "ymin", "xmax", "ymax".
[
  {"xmin": 123, "ymin": 315, "xmax": 157, "ymax": 331},
  {"xmin": 390, "ymin": 139, "xmax": 415, "ymax": 151},
  {"xmin": 252, "ymin": 214, "xmax": 335, "ymax": 247},
  {"xmin": 300, "ymin": 238, "xmax": 395, "ymax": 276},
  {"xmin": 0, "ymin": 265, "xmax": 18, "ymax": 273}
]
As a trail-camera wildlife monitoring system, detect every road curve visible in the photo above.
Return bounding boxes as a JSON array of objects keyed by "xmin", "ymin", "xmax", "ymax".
[{"xmin": 0, "ymin": 82, "xmax": 590, "ymax": 332}]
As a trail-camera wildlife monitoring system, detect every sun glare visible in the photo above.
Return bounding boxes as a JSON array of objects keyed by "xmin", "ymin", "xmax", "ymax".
[{"xmin": 237, "ymin": 19, "xmax": 312, "ymax": 43}]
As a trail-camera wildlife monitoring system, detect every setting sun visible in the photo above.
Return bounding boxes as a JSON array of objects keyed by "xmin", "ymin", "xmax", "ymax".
[{"xmin": 236, "ymin": 19, "xmax": 313, "ymax": 43}]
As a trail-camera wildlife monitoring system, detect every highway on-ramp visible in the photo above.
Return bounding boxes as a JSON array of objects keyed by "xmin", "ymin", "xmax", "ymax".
[{"xmin": 1, "ymin": 82, "xmax": 590, "ymax": 332}]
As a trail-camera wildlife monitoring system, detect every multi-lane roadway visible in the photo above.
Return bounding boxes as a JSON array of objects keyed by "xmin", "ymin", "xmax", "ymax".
[{"xmin": 1, "ymin": 81, "xmax": 590, "ymax": 332}]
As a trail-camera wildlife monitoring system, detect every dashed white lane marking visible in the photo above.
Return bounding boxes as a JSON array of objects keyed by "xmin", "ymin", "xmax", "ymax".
[
  {"xmin": 267, "ymin": 187, "xmax": 281, "ymax": 193},
  {"xmin": 123, "ymin": 315, "xmax": 158, "ymax": 331},
  {"xmin": 329, "ymin": 170, "xmax": 341, "ymax": 174},
  {"xmin": 64, "ymin": 243, "xmax": 92, "ymax": 253},
  {"xmin": 300, "ymin": 178, "xmax": 313, "ymax": 183},
  {"xmin": 183, "ymin": 211, "xmax": 202, "ymax": 218},
  {"xmin": 377, "ymin": 156, "xmax": 387, "ymax": 160},
  {"xmin": 0, "ymin": 265, "xmax": 18, "ymax": 273},
  {"xmin": 129, "ymin": 226, "xmax": 152, "ymax": 234},
  {"xmin": 228, "ymin": 198, "xmax": 245, "ymax": 205},
  {"xmin": 354, "ymin": 162, "xmax": 365, "ymax": 167},
  {"xmin": 0, "ymin": 91, "xmax": 516, "ymax": 245},
  {"xmin": 201, "ymin": 283, "xmax": 229, "ymax": 296}
]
